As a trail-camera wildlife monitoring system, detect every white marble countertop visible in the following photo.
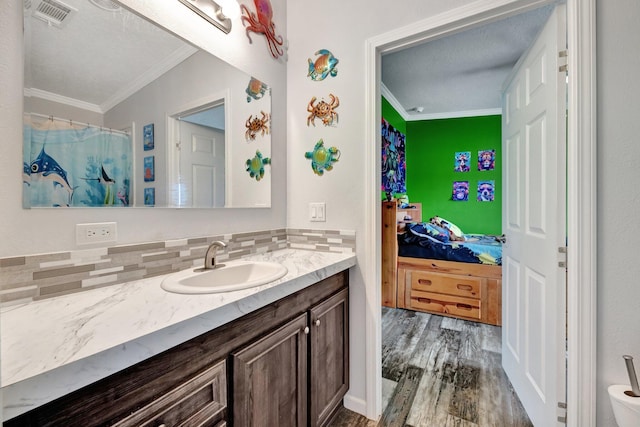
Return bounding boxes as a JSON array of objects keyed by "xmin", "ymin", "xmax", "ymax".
[{"xmin": 0, "ymin": 248, "xmax": 356, "ymax": 420}]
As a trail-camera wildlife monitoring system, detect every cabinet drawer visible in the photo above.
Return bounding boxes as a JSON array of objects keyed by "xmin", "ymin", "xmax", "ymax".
[
  {"xmin": 114, "ymin": 360, "xmax": 227, "ymax": 427},
  {"xmin": 410, "ymin": 271, "xmax": 482, "ymax": 299},
  {"xmin": 409, "ymin": 290, "xmax": 481, "ymax": 320}
]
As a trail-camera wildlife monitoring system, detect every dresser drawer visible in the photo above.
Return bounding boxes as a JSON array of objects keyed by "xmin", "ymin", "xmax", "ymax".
[
  {"xmin": 409, "ymin": 290, "xmax": 481, "ymax": 320},
  {"xmin": 410, "ymin": 271, "xmax": 482, "ymax": 299},
  {"xmin": 114, "ymin": 360, "xmax": 227, "ymax": 427}
]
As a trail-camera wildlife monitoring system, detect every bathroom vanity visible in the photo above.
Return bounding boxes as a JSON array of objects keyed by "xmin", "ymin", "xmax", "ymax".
[{"xmin": 1, "ymin": 249, "xmax": 355, "ymax": 426}]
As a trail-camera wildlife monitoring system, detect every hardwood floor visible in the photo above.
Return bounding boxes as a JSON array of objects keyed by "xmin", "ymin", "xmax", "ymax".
[{"xmin": 327, "ymin": 308, "xmax": 532, "ymax": 427}]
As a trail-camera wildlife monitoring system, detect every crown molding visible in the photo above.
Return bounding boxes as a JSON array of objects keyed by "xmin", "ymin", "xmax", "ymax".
[{"xmin": 24, "ymin": 88, "xmax": 102, "ymax": 113}]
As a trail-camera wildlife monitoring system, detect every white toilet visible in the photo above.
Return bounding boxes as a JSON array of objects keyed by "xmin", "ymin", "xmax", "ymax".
[{"xmin": 609, "ymin": 384, "xmax": 640, "ymax": 427}]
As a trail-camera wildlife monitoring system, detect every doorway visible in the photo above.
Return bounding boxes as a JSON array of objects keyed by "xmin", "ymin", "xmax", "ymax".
[
  {"xmin": 363, "ymin": 1, "xmax": 596, "ymax": 425},
  {"xmin": 167, "ymin": 94, "xmax": 228, "ymax": 208}
]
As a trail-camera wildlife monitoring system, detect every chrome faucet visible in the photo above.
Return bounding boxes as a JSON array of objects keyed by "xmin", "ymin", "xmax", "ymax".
[{"xmin": 204, "ymin": 241, "xmax": 227, "ymax": 269}]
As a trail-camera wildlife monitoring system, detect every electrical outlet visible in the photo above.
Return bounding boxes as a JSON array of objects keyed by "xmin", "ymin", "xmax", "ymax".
[
  {"xmin": 76, "ymin": 222, "xmax": 117, "ymax": 245},
  {"xmin": 309, "ymin": 202, "xmax": 326, "ymax": 222}
]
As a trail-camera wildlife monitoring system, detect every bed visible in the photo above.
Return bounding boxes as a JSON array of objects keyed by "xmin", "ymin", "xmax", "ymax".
[{"xmin": 382, "ymin": 201, "xmax": 502, "ymax": 326}]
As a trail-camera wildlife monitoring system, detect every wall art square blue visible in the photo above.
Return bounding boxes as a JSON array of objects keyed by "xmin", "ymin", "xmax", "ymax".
[
  {"xmin": 143, "ymin": 123, "xmax": 154, "ymax": 151},
  {"xmin": 453, "ymin": 181, "xmax": 469, "ymax": 201},
  {"xmin": 144, "ymin": 156, "xmax": 155, "ymax": 182},
  {"xmin": 144, "ymin": 187, "xmax": 155, "ymax": 206},
  {"xmin": 454, "ymin": 151, "xmax": 471, "ymax": 172},
  {"xmin": 477, "ymin": 180, "xmax": 495, "ymax": 202}
]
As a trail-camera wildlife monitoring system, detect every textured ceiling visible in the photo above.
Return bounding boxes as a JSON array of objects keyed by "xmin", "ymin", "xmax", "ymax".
[
  {"xmin": 25, "ymin": 0, "xmax": 188, "ymax": 110},
  {"xmin": 26, "ymin": 1, "xmax": 552, "ymax": 117},
  {"xmin": 381, "ymin": 5, "xmax": 554, "ymax": 117}
]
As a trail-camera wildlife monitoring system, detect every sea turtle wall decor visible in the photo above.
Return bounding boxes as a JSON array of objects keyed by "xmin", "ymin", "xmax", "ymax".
[
  {"xmin": 307, "ymin": 49, "xmax": 339, "ymax": 81},
  {"xmin": 245, "ymin": 111, "xmax": 270, "ymax": 141},
  {"xmin": 246, "ymin": 150, "xmax": 271, "ymax": 181},
  {"xmin": 241, "ymin": 0, "xmax": 284, "ymax": 59},
  {"xmin": 307, "ymin": 94, "xmax": 339, "ymax": 127},
  {"xmin": 304, "ymin": 139, "xmax": 341, "ymax": 176}
]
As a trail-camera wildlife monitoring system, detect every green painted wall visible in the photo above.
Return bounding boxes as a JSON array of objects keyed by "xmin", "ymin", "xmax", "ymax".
[
  {"xmin": 381, "ymin": 97, "xmax": 501, "ymax": 234},
  {"xmin": 406, "ymin": 116, "xmax": 502, "ymax": 235}
]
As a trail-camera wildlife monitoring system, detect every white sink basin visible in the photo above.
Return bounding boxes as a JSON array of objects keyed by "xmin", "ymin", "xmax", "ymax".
[{"xmin": 161, "ymin": 260, "xmax": 288, "ymax": 294}]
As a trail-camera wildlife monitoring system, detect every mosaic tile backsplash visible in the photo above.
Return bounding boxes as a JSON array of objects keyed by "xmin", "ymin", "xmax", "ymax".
[{"xmin": 0, "ymin": 228, "xmax": 355, "ymax": 306}]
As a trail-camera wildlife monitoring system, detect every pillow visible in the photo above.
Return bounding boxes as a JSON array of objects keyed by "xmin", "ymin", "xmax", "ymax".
[
  {"xmin": 431, "ymin": 216, "xmax": 464, "ymax": 239},
  {"xmin": 410, "ymin": 222, "xmax": 450, "ymax": 243}
]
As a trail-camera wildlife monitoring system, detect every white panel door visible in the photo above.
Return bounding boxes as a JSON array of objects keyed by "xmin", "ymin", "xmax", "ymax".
[
  {"xmin": 501, "ymin": 4, "xmax": 567, "ymax": 426},
  {"xmin": 179, "ymin": 121, "xmax": 225, "ymax": 208}
]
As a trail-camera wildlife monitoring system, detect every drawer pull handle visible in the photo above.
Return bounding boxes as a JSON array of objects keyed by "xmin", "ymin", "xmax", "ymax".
[
  {"xmin": 456, "ymin": 303, "xmax": 473, "ymax": 311},
  {"xmin": 418, "ymin": 279, "xmax": 432, "ymax": 286},
  {"xmin": 457, "ymin": 284, "xmax": 473, "ymax": 291},
  {"xmin": 314, "ymin": 319, "xmax": 321, "ymax": 327},
  {"xmin": 303, "ymin": 326, "xmax": 310, "ymax": 335},
  {"xmin": 418, "ymin": 298, "xmax": 432, "ymax": 304}
]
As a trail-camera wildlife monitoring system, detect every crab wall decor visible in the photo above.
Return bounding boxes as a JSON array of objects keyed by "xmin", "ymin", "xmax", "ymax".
[
  {"xmin": 307, "ymin": 94, "xmax": 340, "ymax": 127},
  {"xmin": 246, "ymin": 77, "xmax": 269, "ymax": 102},
  {"xmin": 246, "ymin": 150, "xmax": 271, "ymax": 181},
  {"xmin": 245, "ymin": 111, "xmax": 270, "ymax": 141},
  {"xmin": 307, "ymin": 49, "xmax": 339, "ymax": 81},
  {"xmin": 304, "ymin": 139, "xmax": 341, "ymax": 176},
  {"xmin": 241, "ymin": 0, "xmax": 284, "ymax": 59}
]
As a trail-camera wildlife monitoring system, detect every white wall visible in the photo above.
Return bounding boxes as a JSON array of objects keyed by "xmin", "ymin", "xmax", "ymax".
[
  {"xmin": 0, "ymin": 0, "xmax": 286, "ymax": 258},
  {"xmin": 596, "ymin": 0, "xmax": 640, "ymax": 425},
  {"xmin": 286, "ymin": 0, "xmax": 476, "ymax": 414},
  {"xmin": 287, "ymin": 0, "xmax": 640, "ymax": 423}
]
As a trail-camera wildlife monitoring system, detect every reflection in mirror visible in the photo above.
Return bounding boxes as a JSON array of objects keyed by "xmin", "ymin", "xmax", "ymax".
[
  {"xmin": 170, "ymin": 102, "xmax": 226, "ymax": 208},
  {"xmin": 23, "ymin": 0, "xmax": 271, "ymax": 208}
]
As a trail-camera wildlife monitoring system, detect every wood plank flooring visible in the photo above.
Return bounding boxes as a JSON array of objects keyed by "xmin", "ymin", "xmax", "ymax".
[{"xmin": 327, "ymin": 308, "xmax": 532, "ymax": 427}]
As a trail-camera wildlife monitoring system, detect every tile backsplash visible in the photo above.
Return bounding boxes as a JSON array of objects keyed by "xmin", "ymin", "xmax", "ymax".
[{"xmin": 0, "ymin": 228, "xmax": 355, "ymax": 306}]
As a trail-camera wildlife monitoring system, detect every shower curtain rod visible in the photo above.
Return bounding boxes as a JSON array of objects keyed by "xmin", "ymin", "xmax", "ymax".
[{"xmin": 28, "ymin": 112, "xmax": 130, "ymax": 136}]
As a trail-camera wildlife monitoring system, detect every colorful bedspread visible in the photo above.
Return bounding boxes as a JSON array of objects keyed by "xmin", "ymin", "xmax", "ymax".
[{"xmin": 398, "ymin": 223, "xmax": 503, "ymax": 265}]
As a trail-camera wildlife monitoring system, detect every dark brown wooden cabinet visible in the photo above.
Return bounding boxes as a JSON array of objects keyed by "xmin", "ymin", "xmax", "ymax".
[
  {"xmin": 232, "ymin": 314, "xmax": 309, "ymax": 426},
  {"xmin": 5, "ymin": 270, "xmax": 349, "ymax": 427},
  {"xmin": 309, "ymin": 288, "xmax": 349, "ymax": 427},
  {"xmin": 232, "ymin": 288, "xmax": 349, "ymax": 427}
]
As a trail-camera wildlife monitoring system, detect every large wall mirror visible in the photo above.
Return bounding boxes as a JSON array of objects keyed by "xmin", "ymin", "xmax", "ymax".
[{"xmin": 23, "ymin": 0, "xmax": 272, "ymax": 208}]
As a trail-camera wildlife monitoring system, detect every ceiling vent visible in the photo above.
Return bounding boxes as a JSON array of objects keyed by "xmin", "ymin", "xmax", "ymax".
[{"xmin": 31, "ymin": 0, "xmax": 77, "ymax": 28}]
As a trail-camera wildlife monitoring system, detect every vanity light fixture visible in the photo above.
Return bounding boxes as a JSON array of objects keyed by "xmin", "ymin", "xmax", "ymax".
[
  {"xmin": 88, "ymin": 0, "xmax": 122, "ymax": 12},
  {"xmin": 178, "ymin": 0, "xmax": 232, "ymax": 34}
]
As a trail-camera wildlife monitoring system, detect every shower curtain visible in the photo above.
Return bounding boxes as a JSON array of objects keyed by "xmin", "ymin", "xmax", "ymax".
[{"xmin": 23, "ymin": 114, "xmax": 132, "ymax": 207}]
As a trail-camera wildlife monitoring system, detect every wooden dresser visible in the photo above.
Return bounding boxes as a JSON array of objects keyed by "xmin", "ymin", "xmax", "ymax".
[{"xmin": 397, "ymin": 257, "xmax": 502, "ymax": 326}]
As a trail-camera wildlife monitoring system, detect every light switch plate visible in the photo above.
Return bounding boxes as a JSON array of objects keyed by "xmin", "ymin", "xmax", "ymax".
[{"xmin": 309, "ymin": 202, "xmax": 326, "ymax": 222}]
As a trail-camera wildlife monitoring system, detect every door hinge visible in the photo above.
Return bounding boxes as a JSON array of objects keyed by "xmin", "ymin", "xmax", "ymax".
[
  {"xmin": 559, "ymin": 50, "xmax": 568, "ymax": 73},
  {"xmin": 558, "ymin": 246, "xmax": 567, "ymax": 269},
  {"xmin": 558, "ymin": 401, "xmax": 567, "ymax": 424}
]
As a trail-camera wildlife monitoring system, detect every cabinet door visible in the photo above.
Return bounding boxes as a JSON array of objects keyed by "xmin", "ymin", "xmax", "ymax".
[
  {"xmin": 232, "ymin": 313, "xmax": 308, "ymax": 427},
  {"xmin": 309, "ymin": 288, "xmax": 349, "ymax": 427}
]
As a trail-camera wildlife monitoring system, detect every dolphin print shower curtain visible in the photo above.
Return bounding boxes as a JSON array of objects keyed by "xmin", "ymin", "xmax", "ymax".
[{"xmin": 23, "ymin": 114, "xmax": 132, "ymax": 207}]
